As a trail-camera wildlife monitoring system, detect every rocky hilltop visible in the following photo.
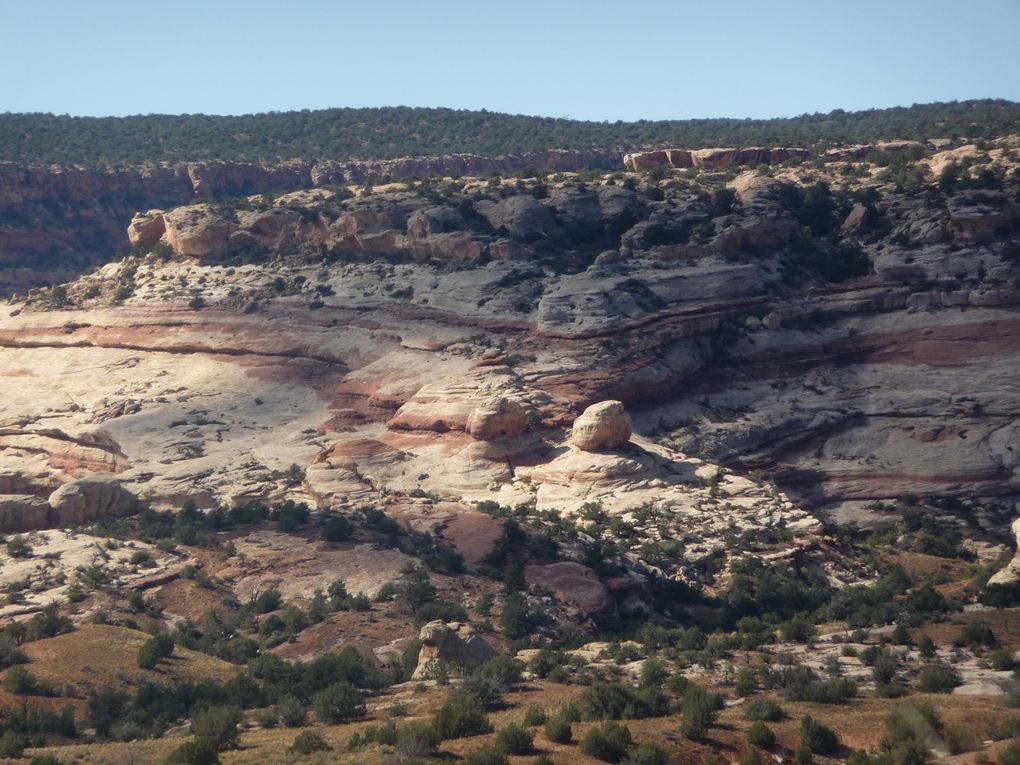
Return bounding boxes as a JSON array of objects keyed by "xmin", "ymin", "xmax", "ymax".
[{"xmin": 0, "ymin": 149, "xmax": 620, "ymax": 294}]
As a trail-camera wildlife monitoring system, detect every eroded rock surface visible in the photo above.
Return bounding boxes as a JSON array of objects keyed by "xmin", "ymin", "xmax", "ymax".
[{"xmin": 413, "ymin": 620, "xmax": 498, "ymax": 678}]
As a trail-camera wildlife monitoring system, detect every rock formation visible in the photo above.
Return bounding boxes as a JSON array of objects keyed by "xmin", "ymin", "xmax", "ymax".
[
  {"xmin": 571, "ymin": 401, "xmax": 632, "ymax": 451},
  {"xmin": 624, "ymin": 147, "xmax": 812, "ymax": 171},
  {"xmin": 47, "ymin": 477, "xmax": 138, "ymax": 527},
  {"xmin": 413, "ymin": 620, "xmax": 498, "ymax": 678}
]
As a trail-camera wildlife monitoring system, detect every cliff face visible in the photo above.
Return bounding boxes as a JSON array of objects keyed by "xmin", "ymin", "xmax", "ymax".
[
  {"xmin": 1, "ymin": 142, "xmax": 1018, "ymax": 542},
  {"xmin": 0, "ymin": 150, "xmax": 621, "ymax": 293}
]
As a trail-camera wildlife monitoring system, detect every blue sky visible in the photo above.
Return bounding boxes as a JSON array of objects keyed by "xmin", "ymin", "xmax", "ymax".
[{"xmin": 2, "ymin": 0, "xmax": 1018, "ymax": 121}]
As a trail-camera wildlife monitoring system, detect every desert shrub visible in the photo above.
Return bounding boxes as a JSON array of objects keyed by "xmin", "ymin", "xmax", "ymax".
[
  {"xmin": 625, "ymin": 742, "xmax": 670, "ymax": 765},
  {"xmin": 313, "ymin": 682, "xmax": 365, "ymax": 723},
  {"xmin": 495, "ymin": 722, "xmax": 533, "ymax": 755},
  {"xmin": 0, "ymin": 731, "xmax": 27, "ymax": 759},
  {"xmin": 944, "ymin": 723, "xmax": 979, "ymax": 754},
  {"xmin": 579, "ymin": 681, "xmax": 669, "ymax": 721},
  {"xmin": 479, "ymin": 655, "xmax": 524, "ymax": 685},
  {"xmin": 544, "ymin": 714, "xmax": 572, "ymax": 744},
  {"xmin": 523, "ymin": 703, "xmax": 547, "ymax": 727},
  {"xmin": 321, "ymin": 514, "xmax": 353, "ymax": 543},
  {"xmin": 990, "ymin": 648, "xmax": 1018, "ymax": 671},
  {"xmin": 1000, "ymin": 743, "xmax": 1020, "ymax": 765},
  {"xmin": 745, "ymin": 698, "xmax": 785, "ymax": 721},
  {"xmin": 748, "ymin": 720, "xmax": 777, "ymax": 749},
  {"xmin": 6, "ymin": 536, "xmax": 32, "ymax": 558},
  {"xmin": 463, "ymin": 746, "xmax": 509, "ymax": 765},
  {"xmin": 801, "ymin": 715, "xmax": 839, "ymax": 754},
  {"xmin": 3, "ymin": 665, "xmax": 38, "ymax": 694},
  {"xmin": 741, "ymin": 751, "xmax": 765, "ymax": 765},
  {"xmin": 681, "ymin": 683, "xmax": 720, "ymax": 740},
  {"xmin": 190, "ymin": 705, "xmax": 243, "ymax": 750},
  {"xmin": 253, "ymin": 588, "xmax": 283, "ymax": 614},
  {"xmin": 29, "ymin": 756, "xmax": 63, "ymax": 765},
  {"xmin": 500, "ymin": 593, "xmax": 532, "ymax": 640},
  {"xmin": 432, "ymin": 688, "xmax": 493, "ymax": 740},
  {"xmin": 138, "ymin": 632, "xmax": 175, "ymax": 669},
  {"xmin": 397, "ymin": 720, "xmax": 440, "ymax": 760},
  {"xmin": 581, "ymin": 721, "xmax": 633, "ymax": 763},
  {"xmin": 288, "ymin": 730, "xmax": 330, "ymax": 755},
  {"xmin": 275, "ymin": 695, "xmax": 307, "ymax": 727},
  {"xmin": 918, "ymin": 661, "xmax": 961, "ymax": 693},
  {"xmin": 165, "ymin": 738, "xmax": 219, "ymax": 765}
]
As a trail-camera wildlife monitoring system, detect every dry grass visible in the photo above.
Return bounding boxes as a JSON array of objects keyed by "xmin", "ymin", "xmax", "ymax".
[{"xmin": 8, "ymin": 623, "xmax": 239, "ymax": 698}]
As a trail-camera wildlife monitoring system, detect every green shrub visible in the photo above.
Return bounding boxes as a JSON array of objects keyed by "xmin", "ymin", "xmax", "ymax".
[
  {"xmin": 741, "ymin": 751, "xmax": 765, "ymax": 765},
  {"xmin": 29, "ymin": 755, "xmax": 63, "ymax": 765},
  {"xmin": 918, "ymin": 661, "xmax": 961, "ymax": 693},
  {"xmin": 745, "ymin": 698, "xmax": 784, "ymax": 721},
  {"xmin": 3, "ymin": 664, "xmax": 38, "ymax": 694},
  {"xmin": 523, "ymin": 704, "xmax": 547, "ymax": 727},
  {"xmin": 581, "ymin": 721, "xmax": 633, "ymax": 763},
  {"xmin": 6, "ymin": 536, "xmax": 32, "ymax": 558},
  {"xmin": 495, "ymin": 722, "xmax": 533, "ymax": 755},
  {"xmin": 990, "ymin": 648, "xmax": 1018, "ymax": 671},
  {"xmin": 396, "ymin": 720, "xmax": 439, "ymax": 760},
  {"xmin": 165, "ymin": 738, "xmax": 219, "ymax": 765},
  {"xmin": 800, "ymin": 715, "xmax": 839, "ymax": 754},
  {"xmin": 137, "ymin": 632, "xmax": 175, "ymax": 669},
  {"xmin": 480, "ymin": 655, "xmax": 525, "ymax": 685},
  {"xmin": 0, "ymin": 731, "xmax": 27, "ymax": 759},
  {"xmin": 1001, "ymin": 744, "xmax": 1020, "ymax": 765},
  {"xmin": 190, "ymin": 705, "xmax": 243, "ymax": 750},
  {"xmin": 681, "ymin": 683, "xmax": 719, "ymax": 740},
  {"xmin": 432, "ymin": 689, "xmax": 493, "ymax": 740},
  {"xmin": 288, "ymin": 730, "xmax": 331, "ymax": 755},
  {"xmin": 747, "ymin": 721, "xmax": 777, "ymax": 749},
  {"xmin": 463, "ymin": 745, "xmax": 509, "ymax": 765},
  {"xmin": 944, "ymin": 723, "xmax": 979, "ymax": 755},
  {"xmin": 275, "ymin": 695, "xmax": 307, "ymax": 727},
  {"xmin": 313, "ymin": 682, "xmax": 365, "ymax": 723},
  {"xmin": 624, "ymin": 742, "xmax": 669, "ymax": 765},
  {"xmin": 544, "ymin": 714, "xmax": 572, "ymax": 744}
]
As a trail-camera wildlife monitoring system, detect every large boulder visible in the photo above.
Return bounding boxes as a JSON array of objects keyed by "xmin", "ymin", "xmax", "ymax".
[
  {"xmin": 525, "ymin": 562, "xmax": 614, "ymax": 617},
  {"xmin": 466, "ymin": 397, "xmax": 530, "ymax": 440},
  {"xmin": 127, "ymin": 210, "xmax": 166, "ymax": 250},
  {"xmin": 413, "ymin": 620, "xmax": 498, "ymax": 678},
  {"xmin": 571, "ymin": 400, "xmax": 632, "ymax": 451},
  {"xmin": 0, "ymin": 495, "xmax": 52, "ymax": 532},
  {"xmin": 162, "ymin": 204, "xmax": 237, "ymax": 259},
  {"xmin": 47, "ymin": 477, "xmax": 138, "ymax": 526}
]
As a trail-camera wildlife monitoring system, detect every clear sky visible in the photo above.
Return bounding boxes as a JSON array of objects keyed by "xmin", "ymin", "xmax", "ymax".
[{"xmin": 2, "ymin": 0, "xmax": 1018, "ymax": 121}]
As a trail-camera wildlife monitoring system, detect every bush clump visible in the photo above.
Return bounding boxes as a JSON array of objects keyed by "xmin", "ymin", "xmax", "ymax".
[
  {"xmin": 288, "ymin": 730, "xmax": 331, "ymax": 755},
  {"xmin": 581, "ymin": 721, "xmax": 633, "ymax": 763}
]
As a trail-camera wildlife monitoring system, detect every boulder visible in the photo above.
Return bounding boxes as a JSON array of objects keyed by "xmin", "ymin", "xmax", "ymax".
[
  {"xmin": 162, "ymin": 204, "xmax": 237, "ymax": 259},
  {"xmin": 47, "ymin": 477, "xmax": 138, "ymax": 526},
  {"xmin": 571, "ymin": 400, "xmax": 632, "ymax": 451},
  {"xmin": 525, "ymin": 562, "xmax": 614, "ymax": 617},
  {"xmin": 127, "ymin": 210, "xmax": 166, "ymax": 250},
  {"xmin": 413, "ymin": 620, "xmax": 498, "ymax": 678},
  {"xmin": 466, "ymin": 397, "xmax": 530, "ymax": 440},
  {"xmin": 474, "ymin": 195, "xmax": 554, "ymax": 240},
  {"xmin": 0, "ymin": 495, "xmax": 52, "ymax": 532}
]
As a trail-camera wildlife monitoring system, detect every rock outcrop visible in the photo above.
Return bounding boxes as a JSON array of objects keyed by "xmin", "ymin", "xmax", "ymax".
[
  {"xmin": 571, "ymin": 401, "xmax": 632, "ymax": 451},
  {"xmin": 413, "ymin": 620, "xmax": 498, "ymax": 678},
  {"xmin": 47, "ymin": 477, "xmax": 138, "ymax": 527},
  {"xmin": 624, "ymin": 147, "xmax": 812, "ymax": 171},
  {"xmin": 0, "ymin": 150, "xmax": 621, "ymax": 291},
  {"xmin": 524, "ymin": 562, "xmax": 614, "ymax": 618}
]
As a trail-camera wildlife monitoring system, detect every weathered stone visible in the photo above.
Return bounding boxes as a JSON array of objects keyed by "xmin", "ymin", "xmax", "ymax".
[
  {"xmin": 47, "ymin": 477, "xmax": 138, "ymax": 526},
  {"xmin": 571, "ymin": 401, "xmax": 632, "ymax": 451},
  {"xmin": 413, "ymin": 620, "xmax": 498, "ymax": 678}
]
